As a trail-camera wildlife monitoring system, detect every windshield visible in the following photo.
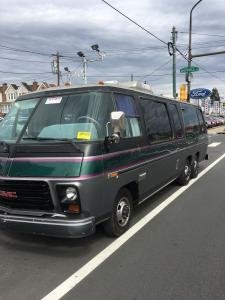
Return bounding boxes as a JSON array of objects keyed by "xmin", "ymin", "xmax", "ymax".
[
  {"xmin": 0, "ymin": 98, "xmax": 39, "ymax": 143},
  {"xmin": 21, "ymin": 91, "xmax": 114, "ymax": 142}
]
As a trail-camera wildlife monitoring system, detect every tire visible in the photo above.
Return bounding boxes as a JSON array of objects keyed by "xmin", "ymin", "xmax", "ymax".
[
  {"xmin": 103, "ymin": 188, "xmax": 133, "ymax": 237},
  {"xmin": 191, "ymin": 156, "xmax": 199, "ymax": 178},
  {"xmin": 176, "ymin": 159, "xmax": 191, "ymax": 186}
]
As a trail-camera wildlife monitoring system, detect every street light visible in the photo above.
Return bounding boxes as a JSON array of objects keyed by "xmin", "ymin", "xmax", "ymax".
[
  {"xmin": 64, "ymin": 67, "xmax": 71, "ymax": 85},
  {"xmin": 77, "ymin": 51, "xmax": 87, "ymax": 84},
  {"xmin": 77, "ymin": 44, "xmax": 104, "ymax": 84},
  {"xmin": 187, "ymin": 0, "xmax": 203, "ymax": 102}
]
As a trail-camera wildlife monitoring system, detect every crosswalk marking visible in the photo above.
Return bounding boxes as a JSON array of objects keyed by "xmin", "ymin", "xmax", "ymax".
[{"xmin": 208, "ymin": 142, "xmax": 221, "ymax": 147}]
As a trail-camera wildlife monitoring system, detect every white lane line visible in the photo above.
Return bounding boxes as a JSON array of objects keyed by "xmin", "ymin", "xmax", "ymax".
[
  {"xmin": 208, "ymin": 142, "xmax": 221, "ymax": 147},
  {"xmin": 42, "ymin": 152, "xmax": 225, "ymax": 300}
]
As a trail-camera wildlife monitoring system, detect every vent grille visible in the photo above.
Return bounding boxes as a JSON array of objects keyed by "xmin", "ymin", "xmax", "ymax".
[{"xmin": 0, "ymin": 180, "xmax": 53, "ymax": 211}]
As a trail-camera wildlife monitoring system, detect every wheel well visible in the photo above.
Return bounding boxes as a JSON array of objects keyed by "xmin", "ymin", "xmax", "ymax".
[
  {"xmin": 123, "ymin": 181, "xmax": 139, "ymax": 206},
  {"xmin": 195, "ymin": 152, "xmax": 200, "ymax": 161},
  {"xmin": 187, "ymin": 155, "xmax": 192, "ymax": 164}
]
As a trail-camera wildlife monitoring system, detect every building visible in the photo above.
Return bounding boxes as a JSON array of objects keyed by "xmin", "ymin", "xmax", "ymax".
[{"xmin": 0, "ymin": 81, "xmax": 56, "ymax": 114}]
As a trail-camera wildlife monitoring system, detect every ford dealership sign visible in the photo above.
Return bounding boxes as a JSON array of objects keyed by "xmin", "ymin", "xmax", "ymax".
[{"xmin": 190, "ymin": 88, "xmax": 211, "ymax": 99}]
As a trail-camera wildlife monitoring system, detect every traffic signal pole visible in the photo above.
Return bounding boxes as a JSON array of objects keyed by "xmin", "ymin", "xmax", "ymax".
[{"xmin": 187, "ymin": 0, "xmax": 202, "ymax": 102}]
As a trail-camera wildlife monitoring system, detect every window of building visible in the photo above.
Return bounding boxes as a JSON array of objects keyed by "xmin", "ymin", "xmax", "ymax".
[
  {"xmin": 114, "ymin": 93, "xmax": 141, "ymax": 137},
  {"xmin": 168, "ymin": 103, "xmax": 183, "ymax": 138},
  {"xmin": 140, "ymin": 99, "xmax": 172, "ymax": 143}
]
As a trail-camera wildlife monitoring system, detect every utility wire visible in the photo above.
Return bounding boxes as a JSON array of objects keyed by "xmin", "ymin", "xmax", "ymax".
[
  {"xmin": 101, "ymin": 0, "xmax": 168, "ymax": 45},
  {"xmin": 0, "ymin": 56, "xmax": 52, "ymax": 63},
  {"xmin": 192, "ymin": 60, "xmax": 225, "ymax": 84},
  {"xmin": 180, "ymin": 31, "xmax": 225, "ymax": 38},
  {"xmin": 0, "ymin": 44, "xmax": 51, "ymax": 57},
  {"xmin": 101, "ymin": 0, "xmax": 188, "ymax": 62},
  {"xmin": 140, "ymin": 58, "xmax": 172, "ymax": 80},
  {"xmin": 0, "ymin": 70, "xmax": 52, "ymax": 75}
]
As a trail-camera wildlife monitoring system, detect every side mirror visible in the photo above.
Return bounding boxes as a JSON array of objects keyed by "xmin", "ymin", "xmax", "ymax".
[{"xmin": 108, "ymin": 111, "xmax": 125, "ymax": 143}]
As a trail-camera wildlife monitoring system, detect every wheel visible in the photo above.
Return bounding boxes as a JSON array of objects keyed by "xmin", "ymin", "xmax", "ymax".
[
  {"xmin": 191, "ymin": 156, "xmax": 199, "ymax": 178},
  {"xmin": 176, "ymin": 159, "xmax": 191, "ymax": 186},
  {"xmin": 103, "ymin": 188, "xmax": 133, "ymax": 237}
]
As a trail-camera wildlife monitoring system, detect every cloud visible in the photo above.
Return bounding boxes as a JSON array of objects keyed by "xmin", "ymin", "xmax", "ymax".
[{"xmin": 0, "ymin": 0, "xmax": 225, "ymax": 97}]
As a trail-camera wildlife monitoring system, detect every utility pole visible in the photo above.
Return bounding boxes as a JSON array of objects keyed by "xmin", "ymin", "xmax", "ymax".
[
  {"xmin": 56, "ymin": 52, "xmax": 60, "ymax": 86},
  {"xmin": 52, "ymin": 52, "xmax": 62, "ymax": 86},
  {"xmin": 171, "ymin": 26, "xmax": 177, "ymax": 99},
  {"xmin": 83, "ymin": 56, "xmax": 87, "ymax": 84}
]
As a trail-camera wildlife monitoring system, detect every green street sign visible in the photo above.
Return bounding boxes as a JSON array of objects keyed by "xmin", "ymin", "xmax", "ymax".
[{"xmin": 180, "ymin": 66, "xmax": 199, "ymax": 73}]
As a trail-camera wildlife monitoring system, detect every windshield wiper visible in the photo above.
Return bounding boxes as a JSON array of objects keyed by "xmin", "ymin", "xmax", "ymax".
[
  {"xmin": 22, "ymin": 137, "xmax": 81, "ymax": 151},
  {"xmin": 23, "ymin": 137, "xmax": 71, "ymax": 141}
]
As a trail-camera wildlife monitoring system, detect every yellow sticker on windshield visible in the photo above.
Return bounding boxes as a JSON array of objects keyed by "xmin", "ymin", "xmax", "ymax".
[{"xmin": 77, "ymin": 131, "xmax": 91, "ymax": 140}]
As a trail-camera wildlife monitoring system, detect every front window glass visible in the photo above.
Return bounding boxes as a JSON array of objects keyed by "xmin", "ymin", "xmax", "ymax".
[
  {"xmin": 0, "ymin": 98, "xmax": 39, "ymax": 142},
  {"xmin": 114, "ymin": 94, "xmax": 141, "ymax": 138},
  {"xmin": 22, "ymin": 92, "xmax": 114, "ymax": 142}
]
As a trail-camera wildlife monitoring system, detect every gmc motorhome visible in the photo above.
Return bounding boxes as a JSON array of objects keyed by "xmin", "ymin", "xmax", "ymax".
[{"xmin": 0, "ymin": 82, "xmax": 208, "ymax": 237}]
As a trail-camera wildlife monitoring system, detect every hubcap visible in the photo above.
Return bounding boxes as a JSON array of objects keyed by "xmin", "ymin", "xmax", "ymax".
[
  {"xmin": 193, "ymin": 160, "xmax": 198, "ymax": 171},
  {"xmin": 184, "ymin": 164, "xmax": 191, "ymax": 179},
  {"xmin": 116, "ymin": 197, "xmax": 130, "ymax": 227}
]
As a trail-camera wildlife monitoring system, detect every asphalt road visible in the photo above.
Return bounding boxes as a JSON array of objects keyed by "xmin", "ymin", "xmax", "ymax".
[{"xmin": 0, "ymin": 132, "xmax": 225, "ymax": 300}]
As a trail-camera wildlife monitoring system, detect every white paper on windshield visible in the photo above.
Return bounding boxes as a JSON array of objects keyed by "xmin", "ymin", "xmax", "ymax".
[{"xmin": 45, "ymin": 97, "xmax": 62, "ymax": 104}]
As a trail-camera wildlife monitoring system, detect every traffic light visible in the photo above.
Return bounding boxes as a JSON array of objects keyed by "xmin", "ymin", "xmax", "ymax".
[{"xmin": 180, "ymin": 84, "xmax": 187, "ymax": 101}]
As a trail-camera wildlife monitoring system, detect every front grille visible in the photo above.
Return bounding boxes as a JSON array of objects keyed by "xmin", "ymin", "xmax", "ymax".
[{"xmin": 0, "ymin": 180, "xmax": 54, "ymax": 211}]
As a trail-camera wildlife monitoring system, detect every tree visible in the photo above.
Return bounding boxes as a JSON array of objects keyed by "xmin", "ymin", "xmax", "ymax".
[{"xmin": 210, "ymin": 87, "xmax": 220, "ymax": 103}]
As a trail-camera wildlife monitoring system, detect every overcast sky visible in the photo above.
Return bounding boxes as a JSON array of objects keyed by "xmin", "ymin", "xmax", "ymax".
[{"xmin": 0, "ymin": 0, "xmax": 225, "ymax": 97}]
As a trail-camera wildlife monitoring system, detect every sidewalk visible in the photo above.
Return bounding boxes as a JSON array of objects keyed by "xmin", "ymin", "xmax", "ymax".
[{"xmin": 208, "ymin": 125, "xmax": 225, "ymax": 134}]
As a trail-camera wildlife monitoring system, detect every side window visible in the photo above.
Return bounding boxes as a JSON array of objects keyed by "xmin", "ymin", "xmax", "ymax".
[
  {"xmin": 181, "ymin": 104, "xmax": 200, "ymax": 133},
  {"xmin": 140, "ymin": 99, "xmax": 172, "ymax": 143},
  {"xmin": 168, "ymin": 103, "xmax": 183, "ymax": 138},
  {"xmin": 196, "ymin": 108, "xmax": 207, "ymax": 134},
  {"xmin": 114, "ymin": 94, "xmax": 141, "ymax": 137}
]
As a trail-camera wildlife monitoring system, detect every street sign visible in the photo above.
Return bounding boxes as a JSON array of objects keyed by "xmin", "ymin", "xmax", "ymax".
[
  {"xmin": 190, "ymin": 88, "xmax": 211, "ymax": 99},
  {"xmin": 180, "ymin": 66, "xmax": 199, "ymax": 73}
]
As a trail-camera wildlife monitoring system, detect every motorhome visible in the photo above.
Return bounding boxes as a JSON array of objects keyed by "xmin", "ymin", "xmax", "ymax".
[{"xmin": 0, "ymin": 81, "xmax": 208, "ymax": 237}]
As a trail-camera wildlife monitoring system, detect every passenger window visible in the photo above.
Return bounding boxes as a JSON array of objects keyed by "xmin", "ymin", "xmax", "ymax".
[
  {"xmin": 168, "ymin": 103, "xmax": 183, "ymax": 138},
  {"xmin": 181, "ymin": 104, "xmax": 200, "ymax": 134},
  {"xmin": 196, "ymin": 108, "xmax": 207, "ymax": 134},
  {"xmin": 140, "ymin": 99, "xmax": 172, "ymax": 143},
  {"xmin": 114, "ymin": 94, "xmax": 141, "ymax": 137}
]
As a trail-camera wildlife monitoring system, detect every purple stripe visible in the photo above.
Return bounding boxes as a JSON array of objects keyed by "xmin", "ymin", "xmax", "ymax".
[
  {"xmin": 0, "ymin": 144, "xmax": 152, "ymax": 163},
  {"xmin": 83, "ymin": 145, "xmax": 151, "ymax": 162}
]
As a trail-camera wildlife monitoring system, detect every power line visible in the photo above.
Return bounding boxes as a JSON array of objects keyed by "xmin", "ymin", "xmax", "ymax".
[
  {"xmin": 180, "ymin": 31, "xmax": 225, "ymax": 38},
  {"xmin": 140, "ymin": 58, "xmax": 172, "ymax": 80},
  {"xmin": 0, "ymin": 44, "xmax": 51, "ymax": 57},
  {"xmin": 0, "ymin": 70, "xmax": 52, "ymax": 75},
  {"xmin": 101, "ymin": 0, "xmax": 168, "ymax": 46},
  {"xmin": 192, "ymin": 60, "xmax": 225, "ymax": 84},
  {"xmin": 101, "ymin": 0, "xmax": 188, "ymax": 63},
  {"xmin": 0, "ymin": 56, "xmax": 51, "ymax": 64}
]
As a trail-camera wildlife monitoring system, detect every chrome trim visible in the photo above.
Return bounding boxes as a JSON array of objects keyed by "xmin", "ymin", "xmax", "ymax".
[{"xmin": 0, "ymin": 214, "xmax": 94, "ymax": 227}]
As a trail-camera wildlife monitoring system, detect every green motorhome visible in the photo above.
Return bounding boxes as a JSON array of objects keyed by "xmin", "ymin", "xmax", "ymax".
[{"xmin": 0, "ymin": 82, "xmax": 208, "ymax": 237}]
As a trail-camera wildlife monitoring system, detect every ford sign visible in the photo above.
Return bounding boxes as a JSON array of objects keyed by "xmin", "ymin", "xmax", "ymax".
[{"xmin": 190, "ymin": 88, "xmax": 211, "ymax": 99}]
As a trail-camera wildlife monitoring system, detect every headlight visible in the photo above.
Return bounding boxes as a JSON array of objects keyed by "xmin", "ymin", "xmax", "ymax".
[{"xmin": 65, "ymin": 186, "xmax": 77, "ymax": 201}]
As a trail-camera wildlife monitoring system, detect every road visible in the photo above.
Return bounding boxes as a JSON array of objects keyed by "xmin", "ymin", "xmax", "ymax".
[{"xmin": 0, "ymin": 131, "xmax": 225, "ymax": 300}]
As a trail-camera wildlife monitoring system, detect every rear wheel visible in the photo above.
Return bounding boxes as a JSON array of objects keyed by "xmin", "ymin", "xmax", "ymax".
[
  {"xmin": 191, "ymin": 156, "xmax": 199, "ymax": 178},
  {"xmin": 177, "ymin": 159, "xmax": 191, "ymax": 186},
  {"xmin": 103, "ymin": 188, "xmax": 133, "ymax": 237}
]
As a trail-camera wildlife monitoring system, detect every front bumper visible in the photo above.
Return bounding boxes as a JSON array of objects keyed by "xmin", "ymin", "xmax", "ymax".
[{"xmin": 0, "ymin": 213, "xmax": 95, "ymax": 238}]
